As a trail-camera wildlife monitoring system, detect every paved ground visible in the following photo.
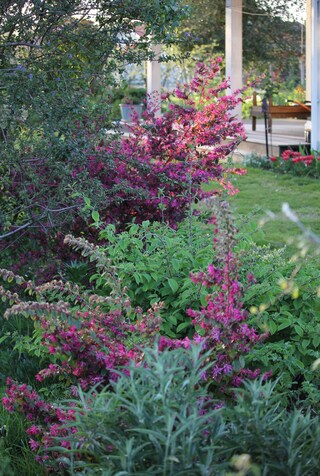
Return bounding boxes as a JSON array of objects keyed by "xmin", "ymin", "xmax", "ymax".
[{"xmin": 238, "ymin": 118, "xmax": 309, "ymax": 156}]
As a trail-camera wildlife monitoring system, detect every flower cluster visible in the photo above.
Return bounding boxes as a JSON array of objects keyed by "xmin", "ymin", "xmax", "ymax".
[
  {"xmin": 3, "ymin": 378, "xmax": 76, "ymax": 465},
  {"xmin": 153, "ymin": 201, "xmax": 266, "ymax": 396},
  {"xmin": 186, "ymin": 254, "xmax": 264, "ymax": 392},
  {"xmin": 269, "ymin": 150, "xmax": 320, "ymax": 177}
]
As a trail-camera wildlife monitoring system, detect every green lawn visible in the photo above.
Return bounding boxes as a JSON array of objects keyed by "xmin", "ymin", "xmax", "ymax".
[{"xmin": 227, "ymin": 167, "xmax": 320, "ymax": 250}]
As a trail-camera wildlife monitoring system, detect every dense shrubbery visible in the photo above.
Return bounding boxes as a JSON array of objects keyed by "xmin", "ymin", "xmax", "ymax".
[
  {"xmin": 1, "ymin": 199, "xmax": 320, "ymax": 472},
  {"xmin": 5, "ymin": 347, "xmax": 319, "ymax": 475},
  {"xmin": 0, "ymin": 0, "xmax": 189, "ymax": 238},
  {"xmin": 240, "ymin": 244, "xmax": 320, "ymax": 407},
  {"xmin": 1, "ymin": 6, "xmax": 319, "ymax": 471},
  {"xmin": 0, "ymin": 201, "xmax": 268, "ymax": 468},
  {"xmin": 1, "ymin": 58, "xmax": 246, "ymax": 283}
]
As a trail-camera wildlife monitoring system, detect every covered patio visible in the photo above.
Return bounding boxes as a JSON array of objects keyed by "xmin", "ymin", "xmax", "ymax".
[
  {"xmin": 225, "ymin": 0, "xmax": 319, "ymax": 151},
  {"xmin": 146, "ymin": 0, "xmax": 319, "ymax": 152},
  {"xmin": 240, "ymin": 118, "xmax": 308, "ymax": 156}
]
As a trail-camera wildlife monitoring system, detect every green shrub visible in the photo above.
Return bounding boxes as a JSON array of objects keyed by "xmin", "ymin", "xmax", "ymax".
[
  {"xmin": 75, "ymin": 216, "xmax": 215, "ymax": 338},
  {"xmin": 48, "ymin": 344, "xmax": 227, "ymax": 475},
  {"xmin": 240, "ymin": 243, "xmax": 320, "ymax": 407},
  {"xmin": 49, "ymin": 348, "xmax": 320, "ymax": 475},
  {"xmin": 223, "ymin": 378, "xmax": 320, "ymax": 475}
]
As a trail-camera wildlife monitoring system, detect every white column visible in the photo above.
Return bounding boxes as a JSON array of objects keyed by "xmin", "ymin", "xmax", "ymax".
[
  {"xmin": 306, "ymin": 0, "xmax": 312, "ymax": 100},
  {"xmin": 311, "ymin": 0, "xmax": 320, "ymax": 151},
  {"xmin": 225, "ymin": 0, "xmax": 243, "ymax": 118},
  {"xmin": 147, "ymin": 44, "xmax": 162, "ymax": 117}
]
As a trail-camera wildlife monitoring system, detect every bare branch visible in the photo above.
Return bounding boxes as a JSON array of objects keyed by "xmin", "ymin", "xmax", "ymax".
[
  {"xmin": 0, "ymin": 221, "xmax": 33, "ymax": 240},
  {"xmin": 0, "ymin": 205, "xmax": 78, "ymax": 240},
  {"xmin": 1, "ymin": 42, "xmax": 42, "ymax": 49}
]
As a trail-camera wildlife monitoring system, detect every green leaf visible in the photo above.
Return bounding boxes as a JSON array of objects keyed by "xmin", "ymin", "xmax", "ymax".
[
  {"xmin": 176, "ymin": 321, "xmax": 192, "ymax": 333},
  {"xmin": 294, "ymin": 325, "xmax": 304, "ymax": 337},
  {"xmin": 294, "ymin": 359, "xmax": 305, "ymax": 370},
  {"xmin": 129, "ymin": 224, "xmax": 139, "ymax": 236},
  {"xmin": 200, "ymin": 293, "xmax": 208, "ymax": 307},
  {"xmin": 277, "ymin": 318, "xmax": 292, "ymax": 331},
  {"xmin": 312, "ymin": 336, "xmax": 320, "ymax": 348},
  {"xmin": 268, "ymin": 320, "xmax": 277, "ymax": 335},
  {"xmin": 302, "ymin": 339, "xmax": 310, "ymax": 350},
  {"xmin": 167, "ymin": 278, "xmax": 179, "ymax": 294},
  {"xmin": 171, "ymin": 258, "xmax": 181, "ymax": 272},
  {"xmin": 167, "ymin": 314, "xmax": 177, "ymax": 325},
  {"xmin": 91, "ymin": 210, "xmax": 99, "ymax": 222}
]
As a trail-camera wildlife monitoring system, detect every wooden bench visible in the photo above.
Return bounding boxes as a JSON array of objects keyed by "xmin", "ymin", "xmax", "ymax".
[{"xmin": 251, "ymin": 92, "xmax": 311, "ymax": 133}]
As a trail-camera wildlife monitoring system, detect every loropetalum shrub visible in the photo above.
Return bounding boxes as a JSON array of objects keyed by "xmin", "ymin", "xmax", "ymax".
[
  {"xmin": 76, "ymin": 58, "xmax": 246, "ymax": 228},
  {"xmin": 3, "ymin": 58, "xmax": 246, "ymax": 283}
]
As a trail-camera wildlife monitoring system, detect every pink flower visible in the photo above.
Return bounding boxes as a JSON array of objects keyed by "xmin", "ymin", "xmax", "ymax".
[
  {"xmin": 29, "ymin": 439, "xmax": 40, "ymax": 451},
  {"xmin": 26, "ymin": 425, "xmax": 41, "ymax": 436}
]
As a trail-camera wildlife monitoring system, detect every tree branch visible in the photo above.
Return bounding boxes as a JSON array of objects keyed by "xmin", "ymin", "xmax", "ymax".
[{"xmin": 1, "ymin": 42, "xmax": 42, "ymax": 48}]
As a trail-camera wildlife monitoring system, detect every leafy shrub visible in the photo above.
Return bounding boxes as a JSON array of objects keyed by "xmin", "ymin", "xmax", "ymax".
[
  {"xmin": 82, "ymin": 215, "xmax": 215, "ymax": 338},
  {"xmin": 46, "ymin": 345, "xmax": 227, "ymax": 475},
  {"xmin": 0, "ymin": 0, "xmax": 188, "ymax": 240},
  {"xmin": 3, "ymin": 58, "xmax": 246, "ymax": 283},
  {"xmin": 223, "ymin": 378, "xmax": 320, "ymax": 475},
  {"xmin": 80, "ymin": 59, "xmax": 245, "ymax": 229},
  {"xmin": 240, "ymin": 243, "xmax": 320, "ymax": 407},
  {"xmin": 63, "ymin": 199, "xmax": 264, "ymax": 394},
  {"xmin": 1, "ymin": 204, "xmax": 266, "ymax": 468},
  {"xmin": 32, "ymin": 350, "xmax": 320, "ymax": 475}
]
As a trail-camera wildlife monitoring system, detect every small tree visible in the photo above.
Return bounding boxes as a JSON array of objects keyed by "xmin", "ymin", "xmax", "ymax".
[{"xmin": 0, "ymin": 0, "xmax": 189, "ymax": 240}]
